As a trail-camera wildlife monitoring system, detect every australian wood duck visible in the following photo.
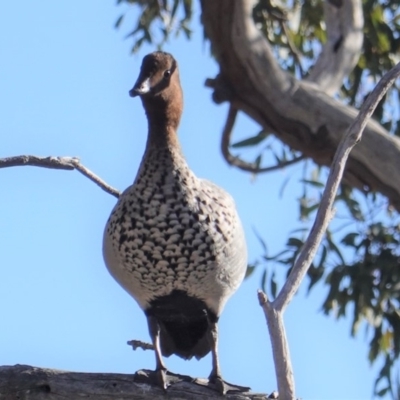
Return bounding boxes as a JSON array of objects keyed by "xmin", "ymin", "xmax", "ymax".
[{"xmin": 103, "ymin": 51, "xmax": 248, "ymax": 394}]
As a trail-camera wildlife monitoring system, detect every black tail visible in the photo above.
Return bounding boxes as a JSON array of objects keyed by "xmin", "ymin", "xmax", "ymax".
[{"xmin": 145, "ymin": 290, "xmax": 218, "ymax": 360}]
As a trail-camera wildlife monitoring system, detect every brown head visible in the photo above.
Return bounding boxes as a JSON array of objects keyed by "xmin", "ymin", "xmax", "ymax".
[{"xmin": 130, "ymin": 52, "xmax": 183, "ymax": 137}]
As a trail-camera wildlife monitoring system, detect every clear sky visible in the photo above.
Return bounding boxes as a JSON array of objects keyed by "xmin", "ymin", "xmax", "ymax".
[{"xmin": 0, "ymin": 2, "xmax": 387, "ymax": 399}]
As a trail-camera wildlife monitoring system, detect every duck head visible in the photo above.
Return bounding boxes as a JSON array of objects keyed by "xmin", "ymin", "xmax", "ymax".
[{"xmin": 130, "ymin": 52, "xmax": 183, "ymax": 133}]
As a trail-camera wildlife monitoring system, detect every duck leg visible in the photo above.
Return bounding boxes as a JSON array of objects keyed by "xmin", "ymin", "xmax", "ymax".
[
  {"xmin": 147, "ymin": 315, "xmax": 169, "ymax": 390},
  {"xmin": 207, "ymin": 321, "xmax": 251, "ymax": 395},
  {"xmin": 207, "ymin": 321, "xmax": 227, "ymax": 394}
]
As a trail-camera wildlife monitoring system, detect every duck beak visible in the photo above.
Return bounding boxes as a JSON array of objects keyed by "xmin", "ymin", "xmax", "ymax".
[{"xmin": 129, "ymin": 77, "xmax": 151, "ymax": 97}]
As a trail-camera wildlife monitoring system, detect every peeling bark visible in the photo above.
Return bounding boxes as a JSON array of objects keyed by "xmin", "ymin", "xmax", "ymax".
[{"xmin": 200, "ymin": 0, "xmax": 400, "ymax": 212}]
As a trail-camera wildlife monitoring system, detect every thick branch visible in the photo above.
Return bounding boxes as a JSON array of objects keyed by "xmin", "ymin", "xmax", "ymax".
[
  {"xmin": 306, "ymin": 0, "xmax": 364, "ymax": 95},
  {"xmin": 200, "ymin": 0, "xmax": 400, "ymax": 212},
  {"xmin": 0, "ymin": 365, "xmax": 269, "ymax": 400},
  {"xmin": 0, "ymin": 155, "xmax": 120, "ymax": 198}
]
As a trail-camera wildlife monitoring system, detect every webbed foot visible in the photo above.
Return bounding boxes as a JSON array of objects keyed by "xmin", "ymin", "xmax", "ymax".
[
  {"xmin": 134, "ymin": 368, "xmax": 193, "ymax": 391},
  {"xmin": 208, "ymin": 373, "xmax": 251, "ymax": 395}
]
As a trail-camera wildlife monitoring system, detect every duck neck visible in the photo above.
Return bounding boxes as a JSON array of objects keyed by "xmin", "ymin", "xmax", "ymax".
[
  {"xmin": 142, "ymin": 98, "xmax": 183, "ymax": 166},
  {"xmin": 141, "ymin": 95, "xmax": 182, "ymax": 150}
]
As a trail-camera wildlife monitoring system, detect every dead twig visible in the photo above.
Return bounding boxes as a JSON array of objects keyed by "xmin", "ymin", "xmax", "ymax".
[{"xmin": 0, "ymin": 155, "xmax": 120, "ymax": 198}]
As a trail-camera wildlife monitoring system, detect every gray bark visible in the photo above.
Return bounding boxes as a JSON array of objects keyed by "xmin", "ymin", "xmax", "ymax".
[
  {"xmin": 200, "ymin": 0, "xmax": 400, "ymax": 211},
  {"xmin": 306, "ymin": 0, "xmax": 364, "ymax": 95},
  {"xmin": 0, "ymin": 365, "xmax": 270, "ymax": 400}
]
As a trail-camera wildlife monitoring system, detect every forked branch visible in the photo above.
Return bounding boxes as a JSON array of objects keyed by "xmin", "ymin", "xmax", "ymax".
[{"xmin": 306, "ymin": 0, "xmax": 364, "ymax": 95}]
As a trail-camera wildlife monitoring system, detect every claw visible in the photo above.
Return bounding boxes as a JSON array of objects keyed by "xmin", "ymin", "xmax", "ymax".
[
  {"xmin": 209, "ymin": 373, "xmax": 228, "ymax": 395},
  {"xmin": 155, "ymin": 368, "xmax": 169, "ymax": 391},
  {"xmin": 209, "ymin": 373, "xmax": 251, "ymax": 395}
]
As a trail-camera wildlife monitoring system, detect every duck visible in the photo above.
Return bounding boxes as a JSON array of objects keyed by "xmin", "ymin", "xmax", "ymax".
[{"xmin": 103, "ymin": 51, "xmax": 248, "ymax": 394}]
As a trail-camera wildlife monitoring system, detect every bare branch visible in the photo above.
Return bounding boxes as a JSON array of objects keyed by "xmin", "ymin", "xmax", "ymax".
[
  {"xmin": 258, "ymin": 291, "xmax": 294, "ymax": 400},
  {"xmin": 276, "ymin": 62, "xmax": 400, "ymax": 312},
  {"xmin": 221, "ymin": 106, "xmax": 304, "ymax": 173},
  {"xmin": 68, "ymin": 158, "xmax": 121, "ymax": 198},
  {"xmin": 0, "ymin": 155, "xmax": 76, "ymax": 170},
  {"xmin": 201, "ymin": 0, "xmax": 400, "ymax": 212},
  {"xmin": 257, "ymin": 62, "xmax": 400, "ymax": 400},
  {"xmin": 0, "ymin": 155, "xmax": 120, "ymax": 199},
  {"xmin": 306, "ymin": 0, "xmax": 364, "ymax": 95}
]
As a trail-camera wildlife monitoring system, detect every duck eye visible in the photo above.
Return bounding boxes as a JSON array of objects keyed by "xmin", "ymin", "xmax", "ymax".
[{"xmin": 164, "ymin": 70, "xmax": 171, "ymax": 78}]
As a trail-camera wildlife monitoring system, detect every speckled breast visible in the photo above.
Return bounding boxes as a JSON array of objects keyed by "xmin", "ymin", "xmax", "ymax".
[{"xmin": 104, "ymin": 153, "xmax": 244, "ymax": 310}]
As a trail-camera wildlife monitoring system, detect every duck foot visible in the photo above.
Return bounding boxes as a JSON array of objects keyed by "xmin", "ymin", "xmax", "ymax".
[
  {"xmin": 134, "ymin": 369, "xmax": 251, "ymax": 395},
  {"xmin": 194, "ymin": 375, "xmax": 251, "ymax": 395},
  {"xmin": 134, "ymin": 368, "xmax": 194, "ymax": 390},
  {"xmin": 154, "ymin": 368, "xmax": 168, "ymax": 391}
]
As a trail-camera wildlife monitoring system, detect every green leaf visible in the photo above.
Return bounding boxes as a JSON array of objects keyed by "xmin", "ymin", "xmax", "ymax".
[
  {"xmin": 260, "ymin": 268, "xmax": 267, "ymax": 293},
  {"xmin": 231, "ymin": 130, "xmax": 269, "ymax": 148},
  {"xmin": 253, "ymin": 228, "xmax": 268, "ymax": 254},
  {"xmin": 181, "ymin": 24, "xmax": 192, "ymax": 39},
  {"xmin": 341, "ymin": 232, "xmax": 359, "ymax": 247},
  {"xmin": 182, "ymin": 0, "xmax": 192, "ymax": 20},
  {"xmin": 245, "ymin": 264, "xmax": 257, "ymax": 279},
  {"xmin": 115, "ymin": 14, "xmax": 124, "ymax": 29},
  {"xmin": 380, "ymin": 330, "xmax": 393, "ymax": 353},
  {"xmin": 270, "ymin": 271, "xmax": 277, "ymax": 299},
  {"xmin": 171, "ymin": 0, "xmax": 180, "ymax": 21},
  {"xmin": 376, "ymin": 387, "xmax": 389, "ymax": 397},
  {"xmin": 254, "ymin": 154, "xmax": 262, "ymax": 170},
  {"xmin": 263, "ymin": 249, "xmax": 291, "ymax": 262},
  {"xmin": 307, "ymin": 264, "xmax": 324, "ymax": 293},
  {"xmin": 317, "ymin": 245, "xmax": 327, "ymax": 269},
  {"xmin": 287, "ymin": 237, "xmax": 304, "ymax": 248},
  {"xmin": 300, "ymin": 179, "xmax": 324, "ymax": 188},
  {"xmin": 369, "ymin": 327, "xmax": 382, "ymax": 364},
  {"xmin": 326, "ymin": 235, "xmax": 346, "ymax": 265},
  {"xmin": 300, "ymin": 202, "xmax": 319, "ymax": 219},
  {"xmin": 279, "ymin": 175, "xmax": 291, "ymax": 198},
  {"xmin": 373, "ymin": 355, "xmax": 393, "ymax": 397}
]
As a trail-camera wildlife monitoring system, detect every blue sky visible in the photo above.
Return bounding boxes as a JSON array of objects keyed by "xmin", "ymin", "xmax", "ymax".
[{"xmin": 0, "ymin": 1, "xmax": 387, "ymax": 399}]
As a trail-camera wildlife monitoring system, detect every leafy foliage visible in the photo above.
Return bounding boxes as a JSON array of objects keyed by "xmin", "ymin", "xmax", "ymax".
[
  {"xmin": 118, "ymin": 0, "xmax": 400, "ymax": 397},
  {"xmin": 115, "ymin": 0, "xmax": 192, "ymax": 52}
]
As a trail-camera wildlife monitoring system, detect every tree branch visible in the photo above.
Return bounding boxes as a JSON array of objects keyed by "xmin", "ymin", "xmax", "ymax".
[
  {"xmin": 200, "ymin": 0, "xmax": 400, "ymax": 212},
  {"xmin": 257, "ymin": 291, "xmax": 294, "ymax": 400},
  {"xmin": 306, "ymin": 0, "xmax": 364, "ymax": 95},
  {"xmin": 0, "ymin": 364, "xmax": 271, "ymax": 400},
  {"xmin": 276, "ymin": 62, "xmax": 400, "ymax": 312},
  {"xmin": 0, "ymin": 155, "xmax": 76, "ymax": 170},
  {"xmin": 258, "ymin": 61, "xmax": 400, "ymax": 400},
  {"xmin": 0, "ymin": 155, "xmax": 120, "ymax": 198},
  {"xmin": 221, "ymin": 105, "xmax": 304, "ymax": 174}
]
